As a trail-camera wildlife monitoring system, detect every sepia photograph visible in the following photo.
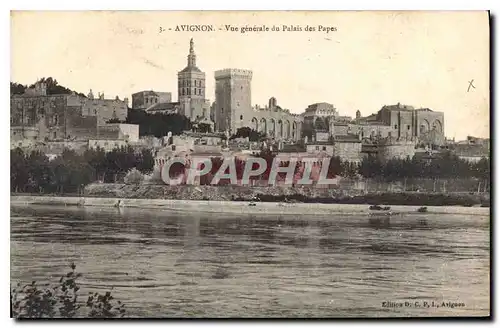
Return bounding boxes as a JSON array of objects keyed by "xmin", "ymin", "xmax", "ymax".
[{"xmin": 9, "ymin": 10, "xmax": 490, "ymax": 319}]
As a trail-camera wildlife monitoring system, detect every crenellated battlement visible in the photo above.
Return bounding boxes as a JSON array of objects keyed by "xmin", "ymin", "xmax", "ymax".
[{"xmin": 214, "ymin": 69, "xmax": 253, "ymax": 79}]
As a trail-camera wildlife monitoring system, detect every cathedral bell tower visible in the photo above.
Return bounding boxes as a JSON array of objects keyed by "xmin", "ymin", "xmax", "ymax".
[
  {"xmin": 177, "ymin": 38, "xmax": 207, "ymax": 120},
  {"xmin": 177, "ymin": 38, "xmax": 205, "ymax": 103}
]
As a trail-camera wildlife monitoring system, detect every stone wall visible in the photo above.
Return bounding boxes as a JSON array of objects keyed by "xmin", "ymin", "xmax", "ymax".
[
  {"xmin": 346, "ymin": 123, "xmax": 393, "ymax": 139},
  {"xmin": 10, "ymin": 94, "xmax": 99, "ymax": 141},
  {"xmin": 81, "ymin": 98, "xmax": 128, "ymax": 125},
  {"xmin": 334, "ymin": 141, "xmax": 362, "ymax": 163},
  {"xmin": 244, "ymin": 104, "xmax": 302, "ymax": 141},
  {"xmin": 66, "ymin": 106, "xmax": 98, "ymax": 140},
  {"xmin": 377, "ymin": 141, "xmax": 416, "ymax": 161},
  {"xmin": 97, "ymin": 124, "xmax": 139, "ymax": 142}
]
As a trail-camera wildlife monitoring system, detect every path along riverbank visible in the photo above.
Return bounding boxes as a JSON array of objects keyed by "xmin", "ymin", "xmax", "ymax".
[{"xmin": 10, "ymin": 195, "xmax": 490, "ymax": 217}]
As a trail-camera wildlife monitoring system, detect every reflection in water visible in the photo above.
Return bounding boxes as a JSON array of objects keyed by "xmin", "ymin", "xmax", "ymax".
[
  {"xmin": 10, "ymin": 205, "xmax": 490, "ymax": 318},
  {"xmin": 368, "ymin": 217, "xmax": 391, "ymax": 229}
]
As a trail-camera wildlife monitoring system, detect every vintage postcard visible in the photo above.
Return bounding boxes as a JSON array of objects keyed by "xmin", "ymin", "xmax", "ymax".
[{"xmin": 10, "ymin": 11, "xmax": 490, "ymax": 319}]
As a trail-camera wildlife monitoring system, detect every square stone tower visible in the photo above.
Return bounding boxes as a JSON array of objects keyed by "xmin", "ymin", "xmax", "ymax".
[{"xmin": 214, "ymin": 69, "xmax": 253, "ymax": 133}]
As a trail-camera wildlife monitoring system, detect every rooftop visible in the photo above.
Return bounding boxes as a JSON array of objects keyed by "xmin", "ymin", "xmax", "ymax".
[
  {"xmin": 183, "ymin": 131, "xmax": 225, "ymax": 138},
  {"xmin": 382, "ymin": 103, "xmax": 416, "ymax": 111},
  {"xmin": 179, "ymin": 66, "xmax": 203, "ymax": 73},
  {"xmin": 306, "ymin": 141, "xmax": 333, "ymax": 145},
  {"xmin": 335, "ymin": 135, "xmax": 362, "ymax": 143},
  {"xmin": 281, "ymin": 144, "xmax": 307, "ymax": 153},
  {"xmin": 146, "ymin": 102, "xmax": 180, "ymax": 112},
  {"xmin": 134, "ymin": 90, "xmax": 159, "ymax": 97}
]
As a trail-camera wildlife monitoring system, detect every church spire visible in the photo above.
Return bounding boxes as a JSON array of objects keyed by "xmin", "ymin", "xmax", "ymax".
[{"xmin": 187, "ymin": 38, "xmax": 196, "ymax": 67}]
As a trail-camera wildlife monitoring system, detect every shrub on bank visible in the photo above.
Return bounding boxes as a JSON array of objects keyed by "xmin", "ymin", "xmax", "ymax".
[{"xmin": 124, "ymin": 168, "xmax": 144, "ymax": 185}]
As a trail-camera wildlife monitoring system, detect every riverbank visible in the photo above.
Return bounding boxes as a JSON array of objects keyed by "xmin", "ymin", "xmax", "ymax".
[
  {"xmin": 10, "ymin": 195, "xmax": 490, "ymax": 217},
  {"xmin": 82, "ymin": 183, "xmax": 490, "ymax": 207}
]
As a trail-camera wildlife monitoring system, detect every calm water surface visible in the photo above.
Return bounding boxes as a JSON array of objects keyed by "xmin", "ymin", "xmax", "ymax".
[{"xmin": 10, "ymin": 205, "xmax": 490, "ymax": 318}]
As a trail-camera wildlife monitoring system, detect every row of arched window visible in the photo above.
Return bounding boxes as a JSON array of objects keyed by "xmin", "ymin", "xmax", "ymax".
[
  {"xmin": 181, "ymin": 88, "xmax": 203, "ymax": 96},
  {"xmin": 179, "ymin": 80, "xmax": 204, "ymax": 87},
  {"xmin": 145, "ymin": 97, "xmax": 158, "ymax": 104}
]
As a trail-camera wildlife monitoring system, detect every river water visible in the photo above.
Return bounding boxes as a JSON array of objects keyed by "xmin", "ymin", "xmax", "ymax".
[{"xmin": 10, "ymin": 205, "xmax": 490, "ymax": 318}]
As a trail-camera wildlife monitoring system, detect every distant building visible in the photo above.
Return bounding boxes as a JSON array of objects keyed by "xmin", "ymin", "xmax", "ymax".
[
  {"xmin": 353, "ymin": 103, "xmax": 445, "ymax": 146},
  {"xmin": 302, "ymin": 102, "xmax": 337, "ymax": 140},
  {"xmin": 214, "ymin": 68, "xmax": 302, "ymax": 141},
  {"xmin": 81, "ymin": 89, "xmax": 128, "ymax": 125},
  {"xmin": 10, "ymin": 81, "xmax": 98, "ymax": 142},
  {"xmin": 10, "ymin": 81, "xmax": 142, "ymax": 158},
  {"xmin": 451, "ymin": 143, "xmax": 489, "ymax": 163},
  {"xmin": 463, "ymin": 136, "xmax": 490, "ymax": 147},
  {"xmin": 131, "ymin": 90, "xmax": 172, "ymax": 110},
  {"xmin": 332, "ymin": 135, "xmax": 363, "ymax": 163},
  {"xmin": 306, "ymin": 142, "xmax": 335, "ymax": 157}
]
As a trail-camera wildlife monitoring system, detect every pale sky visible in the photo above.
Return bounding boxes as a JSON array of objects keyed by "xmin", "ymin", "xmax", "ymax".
[{"xmin": 11, "ymin": 11, "xmax": 490, "ymax": 139}]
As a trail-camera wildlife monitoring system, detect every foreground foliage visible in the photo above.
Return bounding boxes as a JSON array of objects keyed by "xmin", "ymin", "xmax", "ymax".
[
  {"xmin": 11, "ymin": 147, "xmax": 154, "ymax": 193},
  {"xmin": 11, "ymin": 263, "xmax": 125, "ymax": 319}
]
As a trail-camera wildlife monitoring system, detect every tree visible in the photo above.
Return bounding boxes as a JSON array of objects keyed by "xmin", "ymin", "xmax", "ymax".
[
  {"xmin": 104, "ymin": 146, "xmax": 138, "ymax": 182},
  {"xmin": 11, "ymin": 148, "xmax": 29, "ymax": 192},
  {"xmin": 231, "ymin": 127, "xmax": 252, "ymax": 140},
  {"xmin": 26, "ymin": 77, "xmax": 86, "ymax": 97},
  {"xmin": 473, "ymin": 157, "xmax": 490, "ymax": 180},
  {"xmin": 126, "ymin": 109, "xmax": 191, "ymax": 137},
  {"xmin": 49, "ymin": 149, "xmax": 94, "ymax": 194},
  {"xmin": 341, "ymin": 161, "xmax": 359, "ymax": 179},
  {"xmin": 230, "ymin": 127, "xmax": 265, "ymax": 142},
  {"xmin": 136, "ymin": 149, "xmax": 154, "ymax": 173},
  {"xmin": 327, "ymin": 156, "xmax": 342, "ymax": 178},
  {"xmin": 26, "ymin": 150, "xmax": 53, "ymax": 193},
  {"xmin": 106, "ymin": 118, "xmax": 124, "ymax": 124},
  {"xmin": 83, "ymin": 147, "xmax": 107, "ymax": 181},
  {"xmin": 359, "ymin": 156, "xmax": 384, "ymax": 179},
  {"xmin": 10, "ymin": 82, "xmax": 26, "ymax": 95}
]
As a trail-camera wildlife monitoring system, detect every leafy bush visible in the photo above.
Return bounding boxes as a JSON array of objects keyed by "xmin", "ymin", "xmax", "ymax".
[
  {"xmin": 11, "ymin": 263, "xmax": 125, "ymax": 319},
  {"xmin": 143, "ymin": 169, "xmax": 163, "ymax": 184},
  {"xmin": 123, "ymin": 168, "xmax": 144, "ymax": 185}
]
